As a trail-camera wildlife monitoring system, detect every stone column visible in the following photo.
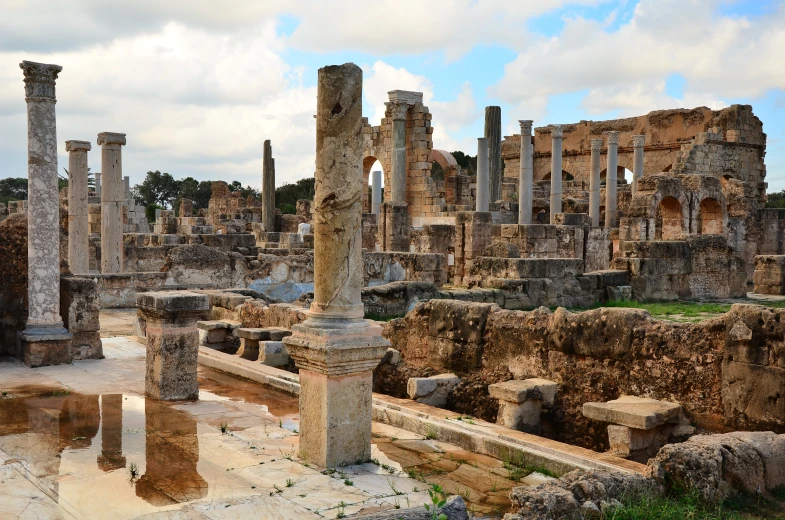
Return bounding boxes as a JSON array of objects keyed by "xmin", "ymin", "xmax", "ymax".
[
  {"xmin": 549, "ymin": 125, "xmax": 563, "ymax": 224},
  {"xmin": 484, "ymin": 106, "xmax": 502, "ymax": 203},
  {"xmin": 389, "ymin": 100, "xmax": 409, "ymax": 203},
  {"xmin": 371, "ymin": 170, "xmax": 382, "ymax": 215},
  {"xmin": 589, "ymin": 138, "xmax": 603, "ymax": 227},
  {"xmin": 137, "ymin": 291, "xmax": 208, "ymax": 401},
  {"xmin": 518, "ymin": 120, "xmax": 533, "ymax": 225},
  {"xmin": 97, "ymin": 132, "xmax": 126, "ymax": 273},
  {"xmin": 476, "ymin": 137, "xmax": 489, "ymax": 212},
  {"xmin": 65, "ymin": 140, "xmax": 91, "ymax": 274},
  {"xmin": 605, "ymin": 131, "xmax": 619, "ymax": 228},
  {"xmin": 94, "ymin": 171, "xmax": 101, "ymax": 197},
  {"xmin": 18, "ymin": 61, "xmax": 72, "ymax": 368},
  {"xmin": 283, "ymin": 64, "xmax": 389, "ymax": 468},
  {"xmin": 123, "ymin": 176, "xmax": 130, "ymax": 200},
  {"xmin": 632, "ymin": 135, "xmax": 645, "ymax": 196},
  {"xmin": 262, "ymin": 139, "xmax": 276, "ymax": 231}
]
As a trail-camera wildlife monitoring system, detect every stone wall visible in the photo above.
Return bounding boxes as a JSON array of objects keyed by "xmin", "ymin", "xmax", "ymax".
[{"xmin": 753, "ymin": 255, "xmax": 785, "ymax": 294}]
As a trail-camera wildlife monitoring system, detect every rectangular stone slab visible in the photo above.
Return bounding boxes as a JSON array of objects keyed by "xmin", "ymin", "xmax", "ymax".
[{"xmin": 582, "ymin": 396, "xmax": 682, "ymax": 430}]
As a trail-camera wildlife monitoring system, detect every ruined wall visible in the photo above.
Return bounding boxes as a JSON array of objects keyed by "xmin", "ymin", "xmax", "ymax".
[{"xmin": 382, "ymin": 301, "xmax": 785, "ymax": 449}]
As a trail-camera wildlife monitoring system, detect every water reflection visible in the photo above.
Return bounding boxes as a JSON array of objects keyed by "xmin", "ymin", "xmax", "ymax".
[{"xmin": 97, "ymin": 394, "xmax": 126, "ymax": 472}]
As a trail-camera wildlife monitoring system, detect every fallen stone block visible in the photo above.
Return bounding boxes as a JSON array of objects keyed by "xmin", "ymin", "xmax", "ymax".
[{"xmin": 407, "ymin": 373, "xmax": 461, "ymax": 407}]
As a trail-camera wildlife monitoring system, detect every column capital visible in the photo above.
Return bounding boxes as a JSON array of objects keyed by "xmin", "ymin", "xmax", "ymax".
[
  {"xmin": 386, "ymin": 100, "xmax": 410, "ymax": 120},
  {"xmin": 97, "ymin": 132, "xmax": 127, "ymax": 146},
  {"xmin": 605, "ymin": 131, "xmax": 620, "ymax": 145},
  {"xmin": 65, "ymin": 140, "xmax": 91, "ymax": 152},
  {"xmin": 20, "ymin": 61, "xmax": 62, "ymax": 102},
  {"xmin": 550, "ymin": 125, "xmax": 563, "ymax": 139},
  {"xmin": 590, "ymin": 138, "xmax": 603, "ymax": 151},
  {"xmin": 519, "ymin": 120, "xmax": 533, "ymax": 136},
  {"xmin": 632, "ymin": 134, "xmax": 645, "ymax": 148}
]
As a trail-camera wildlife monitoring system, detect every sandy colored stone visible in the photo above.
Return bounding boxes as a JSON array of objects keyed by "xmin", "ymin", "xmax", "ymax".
[{"xmin": 582, "ymin": 395, "xmax": 681, "ymax": 430}]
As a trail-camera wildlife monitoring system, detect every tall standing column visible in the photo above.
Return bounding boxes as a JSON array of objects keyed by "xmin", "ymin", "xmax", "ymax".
[
  {"xmin": 262, "ymin": 139, "xmax": 276, "ymax": 231},
  {"xmin": 589, "ymin": 138, "xmax": 602, "ymax": 227},
  {"xmin": 485, "ymin": 106, "xmax": 502, "ymax": 203},
  {"xmin": 605, "ymin": 131, "xmax": 619, "ymax": 228},
  {"xmin": 632, "ymin": 135, "xmax": 645, "ymax": 196},
  {"xmin": 549, "ymin": 125, "xmax": 563, "ymax": 224},
  {"xmin": 94, "ymin": 172, "xmax": 101, "ymax": 197},
  {"xmin": 283, "ymin": 64, "xmax": 389, "ymax": 468},
  {"xmin": 19, "ymin": 61, "xmax": 72, "ymax": 367},
  {"xmin": 66, "ymin": 140, "xmax": 91, "ymax": 274},
  {"xmin": 518, "ymin": 120, "xmax": 533, "ymax": 225},
  {"xmin": 371, "ymin": 170, "xmax": 382, "ymax": 215},
  {"xmin": 389, "ymin": 100, "xmax": 409, "ymax": 203},
  {"xmin": 476, "ymin": 137, "xmax": 489, "ymax": 212},
  {"xmin": 97, "ymin": 132, "xmax": 126, "ymax": 273},
  {"xmin": 123, "ymin": 176, "xmax": 130, "ymax": 200}
]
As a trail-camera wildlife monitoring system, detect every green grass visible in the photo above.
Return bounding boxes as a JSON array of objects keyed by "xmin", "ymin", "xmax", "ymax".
[
  {"xmin": 608, "ymin": 490, "xmax": 785, "ymax": 520},
  {"xmin": 570, "ymin": 299, "xmax": 785, "ymax": 322},
  {"xmin": 364, "ymin": 312, "xmax": 403, "ymax": 322}
]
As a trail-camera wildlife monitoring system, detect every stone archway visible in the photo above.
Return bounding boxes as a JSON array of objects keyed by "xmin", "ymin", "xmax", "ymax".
[
  {"xmin": 362, "ymin": 156, "xmax": 381, "ymax": 213},
  {"xmin": 658, "ymin": 196, "xmax": 684, "ymax": 239},
  {"xmin": 698, "ymin": 197, "xmax": 724, "ymax": 234}
]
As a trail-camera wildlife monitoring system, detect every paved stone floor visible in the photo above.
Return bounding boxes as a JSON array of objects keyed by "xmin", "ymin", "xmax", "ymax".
[{"xmin": 0, "ymin": 336, "xmax": 540, "ymax": 519}]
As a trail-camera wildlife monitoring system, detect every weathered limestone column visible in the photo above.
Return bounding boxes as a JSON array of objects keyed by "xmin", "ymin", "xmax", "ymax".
[
  {"xmin": 484, "ymin": 106, "xmax": 502, "ymax": 202},
  {"xmin": 589, "ymin": 138, "xmax": 603, "ymax": 227},
  {"xmin": 262, "ymin": 139, "xmax": 276, "ymax": 231},
  {"xmin": 389, "ymin": 100, "xmax": 409, "ymax": 203},
  {"xmin": 66, "ymin": 140, "xmax": 91, "ymax": 274},
  {"xmin": 94, "ymin": 171, "xmax": 101, "ymax": 197},
  {"xmin": 475, "ymin": 137, "xmax": 489, "ymax": 212},
  {"xmin": 18, "ymin": 61, "xmax": 72, "ymax": 368},
  {"xmin": 518, "ymin": 120, "xmax": 533, "ymax": 225},
  {"xmin": 371, "ymin": 170, "xmax": 382, "ymax": 215},
  {"xmin": 549, "ymin": 125, "xmax": 563, "ymax": 224},
  {"xmin": 632, "ymin": 135, "xmax": 645, "ymax": 196},
  {"xmin": 605, "ymin": 131, "xmax": 619, "ymax": 228},
  {"xmin": 283, "ymin": 64, "xmax": 389, "ymax": 467},
  {"xmin": 97, "ymin": 132, "xmax": 126, "ymax": 273},
  {"xmin": 137, "ymin": 291, "xmax": 208, "ymax": 401}
]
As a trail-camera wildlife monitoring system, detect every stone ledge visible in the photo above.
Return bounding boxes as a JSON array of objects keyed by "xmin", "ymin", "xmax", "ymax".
[{"xmin": 583, "ymin": 396, "xmax": 682, "ymax": 430}]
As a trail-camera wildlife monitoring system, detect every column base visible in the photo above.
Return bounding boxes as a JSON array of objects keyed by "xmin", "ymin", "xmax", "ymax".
[
  {"xmin": 19, "ymin": 325, "xmax": 73, "ymax": 368},
  {"xmin": 283, "ymin": 317, "xmax": 389, "ymax": 467}
]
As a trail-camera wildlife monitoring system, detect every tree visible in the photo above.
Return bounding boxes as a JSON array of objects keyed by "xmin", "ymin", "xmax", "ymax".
[
  {"xmin": 451, "ymin": 151, "xmax": 477, "ymax": 176},
  {"xmin": 766, "ymin": 190, "xmax": 785, "ymax": 209},
  {"xmin": 228, "ymin": 181, "xmax": 261, "ymax": 200},
  {"xmin": 0, "ymin": 178, "xmax": 28, "ymax": 205},
  {"xmin": 133, "ymin": 170, "xmax": 180, "ymax": 208},
  {"xmin": 275, "ymin": 177, "xmax": 315, "ymax": 214}
]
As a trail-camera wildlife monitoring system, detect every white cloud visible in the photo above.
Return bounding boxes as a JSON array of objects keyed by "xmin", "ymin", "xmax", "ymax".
[{"xmin": 362, "ymin": 61, "xmax": 434, "ymax": 124}]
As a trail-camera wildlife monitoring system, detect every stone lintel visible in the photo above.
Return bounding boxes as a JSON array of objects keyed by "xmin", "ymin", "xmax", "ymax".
[
  {"xmin": 65, "ymin": 140, "xmax": 92, "ymax": 152},
  {"xmin": 97, "ymin": 132, "xmax": 127, "ymax": 147},
  {"xmin": 387, "ymin": 90, "xmax": 423, "ymax": 104},
  {"xmin": 136, "ymin": 290, "xmax": 209, "ymax": 320},
  {"xmin": 582, "ymin": 395, "xmax": 682, "ymax": 430},
  {"xmin": 283, "ymin": 319, "xmax": 389, "ymax": 376}
]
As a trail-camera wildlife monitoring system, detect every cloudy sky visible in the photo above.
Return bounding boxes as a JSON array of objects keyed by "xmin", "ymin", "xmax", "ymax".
[{"xmin": 2, "ymin": 0, "xmax": 785, "ymax": 191}]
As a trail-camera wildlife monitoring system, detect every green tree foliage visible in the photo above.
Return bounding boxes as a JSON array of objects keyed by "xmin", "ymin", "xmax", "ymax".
[
  {"xmin": 430, "ymin": 161, "xmax": 445, "ymax": 181},
  {"xmin": 451, "ymin": 151, "xmax": 477, "ymax": 176},
  {"xmin": 228, "ymin": 180, "xmax": 261, "ymax": 200},
  {"xmin": 176, "ymin": 177, "xmax": 213, "ymax": 212},
  {"xmin": 766, "ymin": 189, "xmax": 785, "ymax": 209},
  {"xmin": 133, "ymin": 170, "xmax": 181, "ymax": 208},
  {"xmin": 0, "ymin": 177, "xmax": 28, "ymax": 205},
  {"xmin": 275, "ymin": 177, "xmax": 315, "ymax": 214}
]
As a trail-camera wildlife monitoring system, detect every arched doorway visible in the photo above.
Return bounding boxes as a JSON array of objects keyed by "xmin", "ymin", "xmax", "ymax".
[
  {"xmin": 698, "ymin": 198, "xmax": 723, "ymax": 234},
  {"xmin": 658, "ymin": 196, "xmax": 684, "ymax": 239},
  {"xmin": 362, "ymin": 156, "xmax": 383, "ymax": 213}
]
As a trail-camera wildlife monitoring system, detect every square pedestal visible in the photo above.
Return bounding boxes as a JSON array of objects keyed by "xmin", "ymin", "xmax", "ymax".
[{"xmin": 19, "ymin": 328, "xmax": 73, "ymax": 368}]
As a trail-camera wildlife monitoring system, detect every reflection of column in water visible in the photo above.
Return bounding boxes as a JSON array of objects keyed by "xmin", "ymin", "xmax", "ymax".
[
  {"xmin": 97, "ymin": 394, "xmax": 126, "ymax": 471},
  {"xmin": 60, "ymin": 394, "xmax": 100, "ymax": 450},
  {"xmin": 25, "ymin": 397, "xmax": 65, "ymax": 481},
  {"xmin": 135, "ymin": 400, "xmax": 207, "ymax": 505}
]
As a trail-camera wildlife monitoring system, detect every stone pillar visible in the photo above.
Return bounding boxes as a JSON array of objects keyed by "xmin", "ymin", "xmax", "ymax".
[
  {"xmin": 389, "ymin": 100, "xmax": 409, "ymax": 203},
  {"xmin": 18, "ymin": 61, "xmax": 72, "ymax": 368},
  {"xmin": 371, "ymin": 170, "xmax": 382, "ymax": 215},
  {"xmin": 589, "ymin": 138, "xmax": 603, "ymax": 227},
  {"xmin": 283, "ymin": 64, "xmax": 389, "ymax": 467},
  {"xmin": 137, "ymin": 291, "xmax": 208, "ymax": 401},
  {"xmin": 65, "ymin": 140, "xmax": 91, "ymax": 274},
  {"xmin": 379, "ymin": 201, "xmax": 410, "ymax": 252},
  {"xmin": 475, "ymin": 137, "xmax": 489, "ymax": 212},
  {"xmin": 94, "ymin": 171, "xmax": 101, "ymax": 197},
  {"xmin": 262, "ymin": 139, "xmax": 276, "ymax": 231},
  {"xmin": 518, "ymin": 120, "xmax": 533, "ymax": 225},
  {"xmin": 549, "ymin": 125, "xmax": 563, "ymax": 224},
  {"xmin": 605, "ymin": 131, "xmax": 619, "ymax": 228},
  {"xmin": 123, "ymin": 176, "xmax": 130, "ymax": 200},
  {"xmin": 97, "ymin": 132, "xmax": 126, "ymax": 273},
  {"xmin": 632, "ymin": 135, "xmax": 645, "ymax": 196},
  {"xmin": 484, "ymin": 106, "xmax": 502, "ymax": 202}
]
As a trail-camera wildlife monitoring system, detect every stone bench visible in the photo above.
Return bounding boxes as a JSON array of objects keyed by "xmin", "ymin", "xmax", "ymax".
[
  {"xmin": 235, "ymin": 327, "xmax": 292, "ymax": 364},
  {"xmin": 197, "ymin": 320, "xmax": 240, "ymax": 348},
  {"xmin": 583, "ymin": 395, "xmax": 694, "ymax": 462},
  {"xmin": 488, "ymin": 378, "xmax": 557, "ymax": 433}
]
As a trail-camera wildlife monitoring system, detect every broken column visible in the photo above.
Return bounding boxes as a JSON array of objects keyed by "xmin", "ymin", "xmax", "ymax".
[
  {"xmin": 137, "ymin": 291, "xmax": 209, "ymax": 401},
  {"xmin": 549, "ymin": 125, "xmax": 563, "ymax": 224},
  {"xmin": 262, "ymin": 139, "xmax": 276, "ymax": 232},
  {"xmin": 485, "ymin": 106, "xmax": 502, "ymax": 203},
  {"xmin": 18, "ymin": 60, "xmax": 72, "ymax": 367},
  {"xmin": 283, "ymin": 63, "xmax": 389, "ymax": 467},
  {"xmin": 489, "ymin": 378, "xmax": 557, "ymax": 433},
  {"xmin": 476, "ymin": 137, "xmax": 489, "ymax": 212},
  {"xmin": 123, "ymin": 175, "xmax": 130, "ymax": 200},
  {"xmin": 65, "ymin": 140, "xmax": 91, "ymax": 274},
  {"xmin": 589, "ymin": 138, "xmax": 602, "ymax": 227},
  {"xmin": 94, "ymin": 171, "xmax": 101, "ymax": 197},
  {"xmin": 97, "ymin": 132, "xmax": 126, "ymax": 273},
  {"xmin": 379, "ymin": 201, "xmax": 410, "ymax": 252},
  {"xmin": 371, "ymin": 170, "xmax": 382, "ymax": 215},
  {"xmin": 518, "ymin": 120, "xmax": 533, "ymax": 225},
  {"xmin": 632, "ymin": 134, "xmax": 645, "ymax": 195},
  {"xmin": 389, "ymin": 99, "xmax": 408, "ymax": 203},
  {"xmin": 605, "ymin": 131, "xmax": 619, "ymax": 228}
]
